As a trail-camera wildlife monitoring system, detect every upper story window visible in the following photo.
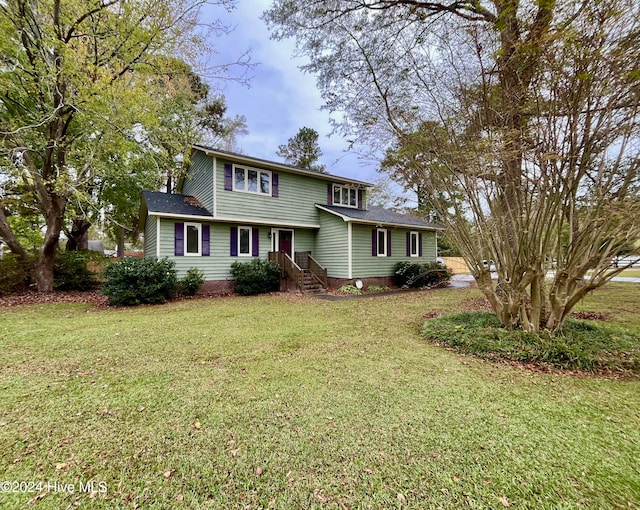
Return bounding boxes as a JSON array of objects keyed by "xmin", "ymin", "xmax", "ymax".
[
  {"xmin": 333, "ymin": 184, "xmax": 358, "ymax": 208},
  {"xmin": 233, "ymin": 165, "xmax": 271, "ymax": 195}
]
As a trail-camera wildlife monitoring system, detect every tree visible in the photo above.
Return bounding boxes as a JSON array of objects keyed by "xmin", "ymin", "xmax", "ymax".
[
  {"xmin": 264, "ymin": 0, "xmax": 640, "ymax": 332},
  {"xmin": 0, "ymin": 0, "xmax": 236, "ymax": 291},
  {"xmin": 276, "ymin": 126, "xmax": 326, "ymax": 171}
]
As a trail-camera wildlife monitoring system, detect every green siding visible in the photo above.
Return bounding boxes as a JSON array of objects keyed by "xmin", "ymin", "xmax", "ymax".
[
  {"xmin": 315, "ymin": 213, "xmax": 349, "ymax": 278},
  {"xmin": 181, "ymin": 151, "xmax": 214, "ymax": 211},
  {"xmin": 215, "ymin": 158, "xmax": 327, "ymax": 225},
  {"xmin": 351, "ymin": 225, "xmax": 437, "ymax": 278},
  {"xmin": 143, "ymin": 216, "xmax": 157, "ymax": 257},
  {"xmin": 292, "ymin": 229, "xmax": 316, "ymax": 254}
]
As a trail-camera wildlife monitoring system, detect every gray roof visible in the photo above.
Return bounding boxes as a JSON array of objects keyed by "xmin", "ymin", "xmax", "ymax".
[
  {"xmin": 317, "ymin": 204, "xmax": 443, "ymax": 230},
  {"xmin": 141, "ymin": 191, "xmax": 213, "ymax": 217},
  {"xmin": 192, "ymin": 144, "xmax": 372, "ymax": 187}
]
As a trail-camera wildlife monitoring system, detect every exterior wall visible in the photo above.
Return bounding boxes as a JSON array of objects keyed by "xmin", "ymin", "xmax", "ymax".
[
  {"xmin": 351, "ymin": 225, "xmax": 437, "ymax": 278},
  {"xmin": 144, "ymin": 216, "xmax": 157, "ymax": 258},
  {"xmin": 315, "ymin": 212, "xmax": 349, "ymax": 278},
  {"xmin": 181, "ymin": 150, "xmax": 214, "ymax": 212},
  {"xmin": 157, "ymin": 217, "xmax": 318, "ymax": 280},
  {"xmin": 215, "ymin": 156, "xmax": 328, "ymax": 225}
]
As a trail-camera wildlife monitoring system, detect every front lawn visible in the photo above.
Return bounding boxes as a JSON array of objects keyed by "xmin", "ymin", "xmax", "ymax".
[{"xmin": 1, "ymin": 286, "xmax": 639, "ymax": 508}]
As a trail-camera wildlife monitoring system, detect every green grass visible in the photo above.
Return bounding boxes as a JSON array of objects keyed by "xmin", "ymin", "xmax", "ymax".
[{"xmin": 1, "ymin": 286, "xmax": 639, "ymax": 509}]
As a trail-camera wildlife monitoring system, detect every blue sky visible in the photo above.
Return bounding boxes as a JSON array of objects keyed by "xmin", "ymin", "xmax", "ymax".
[{"xmin": 201, "ymin": 1, "xmax": 380, "ymax": 184}]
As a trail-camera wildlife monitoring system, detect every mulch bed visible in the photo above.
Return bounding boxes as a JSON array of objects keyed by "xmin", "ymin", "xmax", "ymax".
[{"xmin": 0, "ymin": 290, "xmax": 109, "ymax": 308}]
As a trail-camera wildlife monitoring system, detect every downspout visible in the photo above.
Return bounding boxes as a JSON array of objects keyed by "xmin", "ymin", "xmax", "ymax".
[{"xmin": 347, "ymin": 221, "xmax": 353, "ymax": 279}]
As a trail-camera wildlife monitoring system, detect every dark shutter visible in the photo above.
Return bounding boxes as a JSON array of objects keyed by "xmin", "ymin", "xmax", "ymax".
[
  {"xmin": 372, "ymin": 229, "xmax": 377, "ymax": 256},
  {"xmin": 174, "ymin": 223, "xmax": 184, "ymax": 256},
  {"xmin": 230, "ymin": 226, "xmax": 237, "ymax": 256},
  {"xmin": 357, "ymin": 189, "xmax": 363, "ymax": 209},
  {"xmin": 387, "ymin": 230, "xmax": 392, "ymax": 256},
  {"xmin": 202, "ymin": 225, "xmax": 210, "ymax": 256},
  {"xmin": 272, "ymin": 173, "xmax": 279, "ymax": 197},
  {"xmin": 252, "ymin": 228, "xmax": 259, "ymax": 256},
  {"xmin": 327, "ymin": 183, "xmax": 333, "ymax": 205},
  {"xmin": 224, "ymin": 163, "xmax": 232, "ymax": 191},
  {"xmin": 419, "ymin": 232, "xmax": 423, "ymax": 257},
  {"xmin": 406, "ymin": 232, "xmax": 411, "ymax": 256}
]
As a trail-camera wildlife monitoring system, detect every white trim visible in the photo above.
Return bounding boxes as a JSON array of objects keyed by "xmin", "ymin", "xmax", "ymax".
[
  {"xmin": 376, "ymin": 228, "xmax": 388, "ymax": 257},
  {"xmin": 347, "ymin": 222, "xmax": 353, "ymax": 279},
  {"xmin": 410, "ymin": 231, "xmax": 420, "ymax": 257},
  {"xmin": 156, "ymin": 217, "xmax": 160, "ymax": 258},
  {"xmin": 237, "ymin": 225, "xmax": 252, "ymax": 256},
  {"xmin": 212, "ymin": 156, "xmax": 217, "ymax": 218},
  {"xmin": 271, "ymin": 228, "xmax": 295, "ymax": 256},
  {"xmin": 315, "ymin": 204, "xmax": 443, "ymax": 231},
  {"xmin": 147, "ymin": 211, "xmax": 319, "ymax": 229},
  {"xmin": 184, "ymin": 222, "xmax": 202, "ymax": 256}
]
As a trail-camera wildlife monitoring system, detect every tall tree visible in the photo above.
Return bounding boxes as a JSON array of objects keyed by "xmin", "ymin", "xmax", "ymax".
[
  {"xmin": 277, "ymin": 126, "xmax": 326, "ymax": 172},
  {"xmin": 0, "ymin": 0, "xmax": 236, "ymax": 291},
  {"xmin": 265, "ymin": 0, "xmax": 640, "ymax": 332}
]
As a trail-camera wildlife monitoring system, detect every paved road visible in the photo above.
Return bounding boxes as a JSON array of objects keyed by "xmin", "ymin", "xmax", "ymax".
[{"xmin": 451, "ymin": 274, "xmax": 640, "ymax": 284}]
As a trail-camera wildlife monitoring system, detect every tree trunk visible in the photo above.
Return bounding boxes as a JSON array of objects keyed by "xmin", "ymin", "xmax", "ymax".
[
  {"xmin": 66, "ymin": 218, "xmax": 91, "ymax": 251},
  {"xmin": 33, "ymin": 194, "xmax": 66, "ymax": 292}
]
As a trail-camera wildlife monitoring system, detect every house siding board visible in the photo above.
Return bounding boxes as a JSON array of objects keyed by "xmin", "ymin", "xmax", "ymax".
[
  {"xmin": 215, "ymin": 157, "xmax": 327, "ymax": 224},
  {"xmin": 181, "ymin": 151, "xmax": 214, "ymax": 211},
  {"xmin": 144, "ymin": 215, "xmax": 157, "ymax": 257},
  {"xmin": 351, "ymin": 225, "xmax": 437, "ymax": 278},
  {"xmin": 293, "ymin": 229, "xmax": 315, "ymax": 254},
  {"xmin": 315, "ymin": 213, "xmax": 349, "ymax": 278}
]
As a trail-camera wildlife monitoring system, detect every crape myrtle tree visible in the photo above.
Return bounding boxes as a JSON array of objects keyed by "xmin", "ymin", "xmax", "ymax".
[
  {"xmin": 277, "ymin": 126, "xmax": 326, "ymax": 172},
  {"xmin": 264, "ymin": 0, "xmax": 640, "ymax": 332},
  {"xmin": 0, "ymin": 0, "xmax": 245, "ymax": 291}
]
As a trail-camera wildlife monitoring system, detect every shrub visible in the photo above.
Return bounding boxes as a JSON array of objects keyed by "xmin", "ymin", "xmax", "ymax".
[
  {"xmin": 230, "ymin": 259, "xmax": 280, "ymax": 295},
  {"xmin": 102, "ymin": 257, "xmax": 178, "ymax": 306},
  {"xmin": 366, "ymin": 285, "xmax": 390, "ymax": 293},
  {"xmin": 180, "ymin": 268, "xmax": 205, "ymax": 296},
  {"xmin": 422, "ymin": 311, "xmax": 640, "ymax": 375},
  {"xmin": 0, "ymin": 254, "xmax": 30, "ymax": 295},
  {"xmin": 53, "ymin": 251, "xmax": 101, "ymax": 291},
  {"xmin": 337, "ymin": 284, "xmax": 361, "ymax": 295},
  {"xmin": 394, "ymin": 261, "xmax": 451, "ymax": 288}
]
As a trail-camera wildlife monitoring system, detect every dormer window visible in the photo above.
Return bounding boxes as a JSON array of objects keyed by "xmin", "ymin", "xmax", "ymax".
[
  {"xmin": 233, "ymin": 165, "xmax": 271, "ymax": 195},
  {"xmin": 333, "ymin": 184, "xmax": 358, "ymax": 208}
]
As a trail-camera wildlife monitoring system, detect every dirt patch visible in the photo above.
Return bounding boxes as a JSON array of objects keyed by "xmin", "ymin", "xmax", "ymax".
[
  {"xmin": 0, "ymin": 290, "xmax": 109, "ymax": 308},
  {"xmin": 569, "ymin": 311, "xmax": 610, "ymax": 321}
]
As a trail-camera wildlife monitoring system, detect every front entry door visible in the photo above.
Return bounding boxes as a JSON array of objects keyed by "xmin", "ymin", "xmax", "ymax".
[{"xmin": 274, "ymin": 229, "xmax": 293, "ymax": 257}]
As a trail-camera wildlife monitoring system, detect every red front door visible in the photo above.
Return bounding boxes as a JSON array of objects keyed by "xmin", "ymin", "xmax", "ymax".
[{"xmin": 278, "ymin": 230, "xmax": 293, "ymax": 257}]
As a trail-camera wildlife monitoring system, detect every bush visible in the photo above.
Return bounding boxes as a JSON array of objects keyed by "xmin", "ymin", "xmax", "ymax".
[
  {"xmin": 53, "ymin": 251, "xmax": 101, "ymax": 291},
  {"xmin": 0, "ymin": 254, "xmax": 30, "ymax": 295},
  {"xmin": 230, "ymin": 259, "xmax": 280, "ymax": 295},
  {"xmin": 180, "ymin": 268, "xmax": 205, "ymax": 296},
  {"xmin": 422, "ymin": 311, "xmax": 640, "ymax": 375},
  {"xmin": 337, "ymin": 284, "xmax": 361, "ymax": 295},
  {"xmin": 394, "ymin": 261, "xmax": 451, "ymax": 288},
  {"xmin": 102, "ymin": 257, "xmax": 178, "ymax": 306}
]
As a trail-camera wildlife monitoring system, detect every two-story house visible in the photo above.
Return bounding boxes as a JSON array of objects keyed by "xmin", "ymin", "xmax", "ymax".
[{"xmin": 139, "ymin": 145, "xmax": 442, "ymax": 293}]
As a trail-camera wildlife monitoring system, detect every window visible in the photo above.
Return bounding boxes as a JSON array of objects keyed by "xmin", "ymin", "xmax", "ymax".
[
  {"xmin": 377, "ymin": 228, "xmax": 388, "ymax": 257},
  {"xmin": 238, "ymin": 226, "xmax": 252, "ymax": 256},
  {"xmin": 410, "ymin": 231, "xmax": 419, "ymax": 257},
  {"xmin": 233, "ymin": 165, "xmax": 271, "ymax": 195},
  {"xmin": 332, "ymin": 184, "xmax": 358, "ymax": 207},
  {"xmin": 185, "ymin": 223, "xmax": 201, "ymax": 256}
]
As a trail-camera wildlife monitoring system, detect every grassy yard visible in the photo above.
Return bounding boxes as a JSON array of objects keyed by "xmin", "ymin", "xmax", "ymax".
[{"xmin": 1, "ymin": 285, "xmax": 639, "ymax": 509}]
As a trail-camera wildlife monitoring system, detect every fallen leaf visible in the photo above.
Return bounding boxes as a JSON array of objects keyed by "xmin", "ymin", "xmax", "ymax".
[
  {"xmin": 175, "ymin": 494, "xmax": 184, "ymax": 501},
  {"xmin": 255, "ymin": 466, "xmax": 264, "ymax": 476},
  {"xmin": 499, "ymin": 496, "xmax": 510, "ymax": 507},
  {"xmin": 55, "ymin": 462, "xmax": 68, "ymax": 470},
  {"xmin": 397, "ymin": 493, "xmax": 406, "ymax": 503},
  {"xmin": 194, "ymin": 421, "xmax": 201, "ymax": 429},
  {"xmin": 230, "ymin": 449, "xmax": 239, "ymax": 458},
  {"xmin": 163, "ymin": 471, "xmax": 172, "ymax": 478}
]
